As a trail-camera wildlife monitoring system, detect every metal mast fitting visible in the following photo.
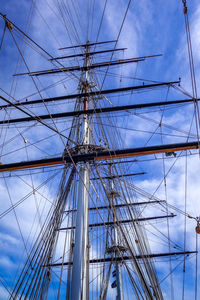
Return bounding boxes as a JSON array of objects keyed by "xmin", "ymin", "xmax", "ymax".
[{"xmin": 0, "ymin": 81, "xmax": 180, "ymax": 109}]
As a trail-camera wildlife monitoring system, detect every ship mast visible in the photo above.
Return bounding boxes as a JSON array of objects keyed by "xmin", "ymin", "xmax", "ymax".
[
  {"xmin": 109, "ymin": 164, "xmax": 124, "ymax": 300},
  {"xmin": 71, "ymin": 42, "xmax": 90, "ymax": 300}
]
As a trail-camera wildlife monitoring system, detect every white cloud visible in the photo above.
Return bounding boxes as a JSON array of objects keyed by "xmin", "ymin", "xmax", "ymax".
[
  {"xmin": 0, "ymin": 286, "xmax": 9, "ymax": 300},
  {"xmin": 0, "ymin": 256, "xmax": 15, "ymax": 269}
]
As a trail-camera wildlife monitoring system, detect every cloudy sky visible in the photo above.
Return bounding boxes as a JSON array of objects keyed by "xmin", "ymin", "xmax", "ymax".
[{"xmin": 0, "ymin": 0, "xmax": 200, "ymax": 299}]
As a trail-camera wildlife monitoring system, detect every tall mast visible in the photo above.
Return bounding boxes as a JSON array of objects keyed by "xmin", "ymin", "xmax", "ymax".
[
  {"xmin": 109, "ymin": 165, "xmax": 124, "ymax": 300},
  {"xmin": 71, "ymin": 42, "xmax": 90, "ymax": 300}
]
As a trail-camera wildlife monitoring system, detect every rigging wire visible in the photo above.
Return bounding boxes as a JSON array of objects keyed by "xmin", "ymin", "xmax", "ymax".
[
  {"xmin": 181, "ymin": 2, "xmax": 200, "ymax": 298},
  {"xmin": 33, "ymin": 0, "xmax": 63, "ymax": 49},
  {"xmin": 95, "ymin": 0, "xmax": 108, "ymax": 44},
  {"xmin": 0, "ymin": 92, "xmax": 76, "ymax": 144},
  {"xmin": 8, "ymin": 29, "xmax": 74, "ymax": 149},
  {"xmin": 0, "ymin": 170, "xmax": 61, "ymax": 220},
  {"xmin": 159, "ymin": 88, "xmax": 174, "ymax": 299},
  {"xmin": 182, "ymin": 152, "xmax": 188, "ymax": 300},
  {"xmin": 181, "ymin": 1, "xmax": 200, "ymax": 146},
  {"xmin": 0, "ymin": 21, "xmax": 6, "ymax": 50},
  {"xmin": 100, "ymin": 0, "xmax": 132, "ymax": 89},
  {"xmin": 3, "ymin": 175, "xmax": 34, "ymax": 267}
]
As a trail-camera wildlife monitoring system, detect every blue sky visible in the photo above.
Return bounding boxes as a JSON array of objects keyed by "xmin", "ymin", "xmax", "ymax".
[{"xmin": 0, "ymin": 0, "xmax": 200, "ymax": 299}]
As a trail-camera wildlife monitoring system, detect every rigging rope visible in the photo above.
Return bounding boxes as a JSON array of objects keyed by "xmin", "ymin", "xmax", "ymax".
[
  {"xmin": 182, "ymin": 0, "xmax": 200, "ymax": 147},
  {"xmin": 100, "ymin": 0, "xmax": 132, "ymax": 89},
  {"xmin": 181, "ymin": 2, "xmax": 200, "ymax": 298},
  {"xmin": 0, "ymin": 21, "xmax": 6, "ymax": 50}
]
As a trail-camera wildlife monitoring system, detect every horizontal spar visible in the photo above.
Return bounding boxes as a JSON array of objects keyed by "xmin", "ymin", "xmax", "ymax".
[
  {"xmin": 13, "ymin": 57, "xmax": 145, "ymax": 76},
  {"xmin": 0, "ymin": 97, "xmax": 194, "ymax": 125},
  {"xmin": 0, "ymin": 157, "xmax": 66, "ymax": 172},
  {"xmin": 46, "ymin": 251, "xmax": 197, "ymax": 267},
  {"xmin": 49, "ymin": 48, "xmax": 127, "ymax": 60},
  {"xmin": 90, "ymin": 172, "xmax": 146, "ymax": 180},
  {"xmin": 59, "ymin": 214, "xmax": 176, "ymax": 230},
  {"xmin": 65, "ymin": 200, "xmax": 165, "ymax": 213},
  {"xmin": 59, "ymin": 40, "xmax": 117, "ymax": 50},
  {"xmin": 0, "ymin": 81, "xmax": 180, "ymax": 108},
  {"xmin": 0, "ymin": 141, "xmax": 199, "ymax": 172},
  {"xmin": 15, "ymin": 54, "xmax": 162, "ymax": 76}
]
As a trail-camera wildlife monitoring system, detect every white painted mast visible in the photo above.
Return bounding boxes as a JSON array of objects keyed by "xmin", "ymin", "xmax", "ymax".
[
  {"xmin": 71, "ymin": 43, "xmax": 90, "ymax": 300},
  {"xmin": 110, "ymin": 165, "xmax": 124, "ymax": 300}
]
